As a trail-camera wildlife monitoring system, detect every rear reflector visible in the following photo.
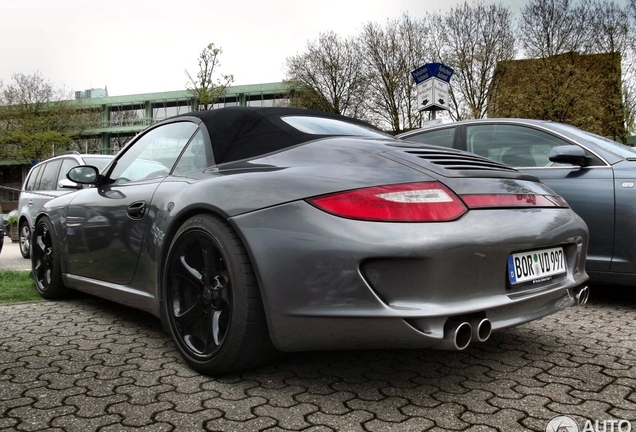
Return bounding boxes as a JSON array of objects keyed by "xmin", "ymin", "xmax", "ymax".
[
  {"xmin": 307, "ymin": 182, "xmax": 467, "ymax": 222},
  {"xmin": 461, "ymin": 194, "xmax": 569, "ymax": 209}
]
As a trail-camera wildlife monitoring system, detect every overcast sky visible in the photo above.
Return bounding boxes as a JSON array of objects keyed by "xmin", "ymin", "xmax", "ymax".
[{"xmin": 2, "ymin": 0, "xmax": 532, "ymax": 97}]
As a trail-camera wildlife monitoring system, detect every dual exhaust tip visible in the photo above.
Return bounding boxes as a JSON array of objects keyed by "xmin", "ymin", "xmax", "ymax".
[
  {"xmin": 441, "ymin": 286, "xmax": 589, "ymax": 351},
  {"xmin": 442, "ymin": 317, "xmax": 492, "ymax": 351}
]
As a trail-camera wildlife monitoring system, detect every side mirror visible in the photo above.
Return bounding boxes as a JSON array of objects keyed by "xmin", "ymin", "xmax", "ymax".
[
  {"xmin": 58, "ymin": 179, "xmax": 82, "ymax": 190},
  {"xmin": 549, "ymin": 145, "xmax": 588, "ymax": 166},
  {"xmin": 67, "ymin": 165, "xmax": 99, "ymax": 185}
]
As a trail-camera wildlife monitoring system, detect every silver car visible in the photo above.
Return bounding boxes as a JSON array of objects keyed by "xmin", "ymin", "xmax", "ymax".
[
  {"xmin": 33, "ymin": 108, "xmax": 589, "ymax": 375},
  {"xmin": 17, "ymin": 152, "xmax": 113, "ymax": 258},
  {"xmin": 400, "ymin": 118, "xmax": 636, "ymax": 287}
]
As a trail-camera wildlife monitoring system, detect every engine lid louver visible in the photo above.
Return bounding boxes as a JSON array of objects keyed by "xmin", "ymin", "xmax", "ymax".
[{"xmin": 385, "ymin": 145, "xmax": 520, "ymax": 178}]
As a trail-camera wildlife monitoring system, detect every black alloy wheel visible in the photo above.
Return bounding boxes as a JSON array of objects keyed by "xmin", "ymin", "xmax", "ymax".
[
  {"xmin": 32, "ymin": 218, "xmax": 67, "ymax": 298},
  {"xmin": 19, "ymin": 222, "xmax": 31, "ymax": 258},
  {"xmin": 163, "ymin": 214, "xmax": 275, "ymax": 375}
]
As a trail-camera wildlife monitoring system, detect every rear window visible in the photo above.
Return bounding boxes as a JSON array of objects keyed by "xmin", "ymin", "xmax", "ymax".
[{"xmin": 282, "ymin": 116, "xmax": 388, "ymax": 139}]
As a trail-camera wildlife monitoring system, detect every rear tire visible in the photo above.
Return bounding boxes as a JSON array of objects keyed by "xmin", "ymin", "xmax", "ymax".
[
  {"xmin": 162, "ymin": 214, "xmax": 276, "ymax": 375},
  {"xmin": 19, "ymin": 222, "xmax": 31, "ymax": 258},
  {"xmin": 31, "ymin": 218, "xmax": 68, "ymax": 299}
]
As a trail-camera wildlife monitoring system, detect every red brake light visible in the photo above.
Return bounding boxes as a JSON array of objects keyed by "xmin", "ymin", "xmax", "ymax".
[{"xmin": 308, "ymin": 182, "xmax": 467, "ymax": 222}]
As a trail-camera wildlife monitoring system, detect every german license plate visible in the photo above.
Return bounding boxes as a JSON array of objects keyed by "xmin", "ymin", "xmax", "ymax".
[{"xmin": 508, "ymin": 247, "xmax": 566, "ymax": 285}]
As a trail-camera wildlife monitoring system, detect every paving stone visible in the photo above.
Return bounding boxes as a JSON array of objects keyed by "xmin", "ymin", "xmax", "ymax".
[
  {"xmin": 107, "ymin": 401, "xmax": 174, "ymax": 427},
  {"xmin": 253, "ymin": 402, "xmax": 319, "ymax": 429},
  {"xmin": 0, "ymin": 291, "xmax": 634, "ymax": 431},
  {"xmin": 364, "ymin": 416, "xmax": 435, "ymax": 432},
  {"xmin": 49, "ymin": 414, "xmax": 123, "ymax": 432}
]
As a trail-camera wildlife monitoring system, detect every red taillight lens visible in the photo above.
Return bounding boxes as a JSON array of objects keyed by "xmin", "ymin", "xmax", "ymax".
[
  {"xmin": 308, "ymin": 182, "xmax": 468, "ymax": 222},
  {"xmin": 461, "ymin": 194, "xmax": 569, "ymax": 209}
]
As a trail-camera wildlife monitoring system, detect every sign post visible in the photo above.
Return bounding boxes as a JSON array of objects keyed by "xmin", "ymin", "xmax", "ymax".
[{"xmin": 411, "ymin": 63, "xmax": 454, "ymax": 120}]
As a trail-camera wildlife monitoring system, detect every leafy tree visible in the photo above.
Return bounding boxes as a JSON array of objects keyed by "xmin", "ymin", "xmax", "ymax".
[
  {"xmin": 185, "ymin": 43, "xmax": 234, "ymax": 111},
  {"xmin": 285, "ymin": 31, "xmax": 368, "ymax": 118},
  {"xmin": 0, "ymin": 72, "xmax": 77, "ymax": 163}
]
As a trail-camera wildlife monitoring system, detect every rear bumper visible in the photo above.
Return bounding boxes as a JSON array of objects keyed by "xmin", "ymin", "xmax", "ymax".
[{"xmin": 232, "ymin": 201, "xmax": 589, "ymax": 352}]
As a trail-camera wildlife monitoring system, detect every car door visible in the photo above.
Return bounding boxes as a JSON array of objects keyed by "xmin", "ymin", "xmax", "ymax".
[
  {"xmin": 463, "ymin": 123, "xmax": 614, "ymax": 273},
  {"xmin": 66, "ymin": 121, "xmax": 199, "ymax": 285}
]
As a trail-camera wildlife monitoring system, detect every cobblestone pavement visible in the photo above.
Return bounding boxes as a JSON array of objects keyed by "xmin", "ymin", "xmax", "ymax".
[{"xmin": 1, "ymin": 288, "xmax": 634, "ymax": 432}]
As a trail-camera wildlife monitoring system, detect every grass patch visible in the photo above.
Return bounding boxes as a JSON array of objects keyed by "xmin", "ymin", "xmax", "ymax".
[{"xmin": 0, "ymin": 271, "xmax": 41, "ymax": 304}]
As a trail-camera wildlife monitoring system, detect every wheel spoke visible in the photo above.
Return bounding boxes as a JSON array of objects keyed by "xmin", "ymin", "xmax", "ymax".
[
  {"xmin": 211, "ymin": 310, "xmax": 222, "ymax": 346},
  {"xmin": 36, "ymin": 236, "xmax": 47, "ymax": 254},
  {"xmin": 179, "ymin": 255, "xmax": 204, "ymax": 285},
  {"xmin": 174, "ymin": 295, "xmax": 204, "ymax": 329}
]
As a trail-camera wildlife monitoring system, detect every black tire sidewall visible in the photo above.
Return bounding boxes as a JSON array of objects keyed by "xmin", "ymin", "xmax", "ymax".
[
  {"xmin": 32, "ymin": 218, "xmax": 66, "ymax": 299},
  {"xmin": 162, "ymin": 214, "xmax": 265, "ymax": 374}
]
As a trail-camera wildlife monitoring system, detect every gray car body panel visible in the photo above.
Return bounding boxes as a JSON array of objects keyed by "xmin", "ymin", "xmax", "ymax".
[
  {"xmin": 38, "ymin": 120, "xmax": 589, "ymax": 352},
  {"xmin": 399, "ymin": 118, "xmax": 636, "ymax": 286}
]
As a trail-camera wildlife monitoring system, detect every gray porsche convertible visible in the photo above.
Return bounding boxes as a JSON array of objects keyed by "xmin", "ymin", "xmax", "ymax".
[{"xmin": 32, "ymin": 107, "xmax": 589, "ymax": 375}]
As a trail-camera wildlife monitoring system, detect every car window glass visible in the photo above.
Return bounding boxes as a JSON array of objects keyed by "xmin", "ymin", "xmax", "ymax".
[
  {"xmin": 38, "ymin": 160, "xmax": 62, "ymax": 191},
  {"xmin": 281, "ymin": 116, "xmax": 389, "ymax": 138},
  {"xmin": 25, "ymin": 165, "xmax": 42, "ymax": 191},
  {"xmin": 109, "ymin": 122, "xmax": 198, "ymax": 183},
  {"xmin": 173, "ymin": 129, "xmax": 211, "ymax": 174},
  {"xmin": 549, "ymin": 122, "xmax": 636, "ymax": 159},
  {"xmin": 82, "ymin": 156, "xmax": 113, "ymax": 172},
  {"xmin": 466, "ymin": 124, "xmax": 601, "ymax": 167},
  {"xmin": 57, "ymin": 158, "xmax": 79, "ymax": 189},
  {"xmin": 403, "ymin": 128, "xmax": 456, "ymax": 148}
]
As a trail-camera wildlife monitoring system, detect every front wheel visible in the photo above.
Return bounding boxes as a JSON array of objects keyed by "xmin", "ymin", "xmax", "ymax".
[
  {"xmin": 19, "ymin": 222, "xmax": 31, "ymax": 258},
  {"xmin": 31, "ymin": 218, "xmax": 68, "ymax": 299},
  {"xmin": 162, "ymin": 214, "xmax": 276, "ymax": 375}
]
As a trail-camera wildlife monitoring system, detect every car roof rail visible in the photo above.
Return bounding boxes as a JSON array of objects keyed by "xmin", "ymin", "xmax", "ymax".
[{"xmin": 31, "ymin": 150, "xmax": 82, "ymax": 165}]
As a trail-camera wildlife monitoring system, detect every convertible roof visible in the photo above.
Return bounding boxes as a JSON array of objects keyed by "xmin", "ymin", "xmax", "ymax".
[{"xmin": 175, "ymin": 107, "xmax": 378, "ymax": 164}]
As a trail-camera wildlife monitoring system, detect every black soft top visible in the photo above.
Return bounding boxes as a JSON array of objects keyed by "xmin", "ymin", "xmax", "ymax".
[{"xmin": 175, "ymin": 107, "xmax": 381, "ymax": 164}]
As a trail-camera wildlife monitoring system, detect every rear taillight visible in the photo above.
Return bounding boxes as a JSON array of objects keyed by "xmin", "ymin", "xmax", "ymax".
[
  {"xmin": 308, "ymin": 182, "xmax": 569, "ymax": 222},
  {"xmin": 307, "ymin": 182, "xmax": 467, "ymax": 222}
]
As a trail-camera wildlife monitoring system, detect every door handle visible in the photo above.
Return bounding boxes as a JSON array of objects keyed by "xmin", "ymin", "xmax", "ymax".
[{"xmin": 127, "ymin": 201, "xmax": 146, "ymax": 219}]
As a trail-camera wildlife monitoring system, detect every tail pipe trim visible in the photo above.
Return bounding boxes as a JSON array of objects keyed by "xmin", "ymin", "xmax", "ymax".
[
  {"xmin": 443, "ymin": 321, "xmax": 472, "ymax": 350},
  {"xmin": 472, "ymin": 318, "xmax": 492, "ymax": 343},
  {"xmin": 573, "ymin": 285, "xmax": 589, "ymax": 305}
]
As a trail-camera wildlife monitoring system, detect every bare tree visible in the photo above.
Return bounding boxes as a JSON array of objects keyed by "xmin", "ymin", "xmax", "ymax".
[
  {"xmin": 518, "ymin": 0, "xmax": 593, "ymax": 58},
  {"xmin": 360, "ymin": 14, "xmax": 429, "ymax": 133},
  {"xmin": 430, "ymin": 1, "xmax": 515, "ymax": 120},
  {"xmin": 285, "ymin": 32, "xmax": 369, "ymax": 118},
  {"xmin": 185, "ymin": 43, "xmax": 234, "ymax": 111}
]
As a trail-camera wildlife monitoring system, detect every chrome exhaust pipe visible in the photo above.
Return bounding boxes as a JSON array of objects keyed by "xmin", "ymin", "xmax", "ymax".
[
  {"xmin": 574, "ymin": 285, "xmax": 589, "ymax": 305},
  {"xmin": 472, "ymin": 318, "xmax": 492, "ymax": 343},
  {"xmin": 442, "ymin": 321, "xmax": 472, "ymax": 350}
]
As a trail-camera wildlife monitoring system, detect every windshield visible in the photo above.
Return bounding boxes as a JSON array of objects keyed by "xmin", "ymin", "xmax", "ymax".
[
  {"xmin": 282, "ymin": 116, "xmax": 389, "ymax": 139},
  {"xmin": 550, "ymin": 123, "xmax": 636, "ymax": 159}
]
